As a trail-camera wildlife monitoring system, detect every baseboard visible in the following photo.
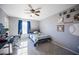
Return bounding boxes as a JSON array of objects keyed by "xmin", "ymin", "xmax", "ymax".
[{"xmin": 52, "ymin": 40, "xmax": 79, "ymax": 55}]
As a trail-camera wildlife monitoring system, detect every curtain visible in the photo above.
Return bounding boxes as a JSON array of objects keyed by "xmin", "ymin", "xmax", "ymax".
[
  {"xmin": 18, "ymin": 20, "xmax": 22, "ymax": 34},
  {"xmin": 27, "ymin": 21, "xmax": 31, "ymax": 34}
]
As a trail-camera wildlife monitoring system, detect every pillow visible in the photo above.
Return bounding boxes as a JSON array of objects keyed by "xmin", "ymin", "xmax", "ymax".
[
  {"xmin": 33, "ymin": 31, "xmax": 39, "ymax": 34},
  {"xmin": 0, "ymin": 37, "xmax": 7, "ymax": 43}
]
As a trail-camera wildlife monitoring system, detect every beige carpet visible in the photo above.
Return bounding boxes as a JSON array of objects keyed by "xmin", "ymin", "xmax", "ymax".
[
  {"xmin": 28, "ymin": 39, "xmax": 76, "ymax": 55},
  {"xmin": 12, "ymin": 36, "xmax": 76, "ymax": 55}
]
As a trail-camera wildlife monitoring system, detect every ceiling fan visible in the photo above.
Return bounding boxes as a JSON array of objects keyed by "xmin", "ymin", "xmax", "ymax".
[{"xmin": 24, "ymin": 4, "xmax": 41, "ymax": 16}]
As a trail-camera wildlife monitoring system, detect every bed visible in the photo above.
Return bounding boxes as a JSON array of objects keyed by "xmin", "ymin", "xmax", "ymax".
[{"xmin": 29, "ymin": 31, "xmax": 52, "ymax": 46}]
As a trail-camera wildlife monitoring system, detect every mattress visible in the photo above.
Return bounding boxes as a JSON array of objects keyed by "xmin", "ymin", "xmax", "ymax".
[{"xmin": 29, "ymin": 33, "xmax": 50, "ymax": 43}]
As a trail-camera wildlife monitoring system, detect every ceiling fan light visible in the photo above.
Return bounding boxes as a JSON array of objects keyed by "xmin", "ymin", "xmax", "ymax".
[
  {"xmin": 35, "ymin": 11, "xmax": 40, "ymax": 13},
  {"xmin": 35, "ymin": 13, "xmax": 39, "ymax": 16},
  {"xmin": 25, "ymin": 4, "xmax": 41, "ymax": 17}
]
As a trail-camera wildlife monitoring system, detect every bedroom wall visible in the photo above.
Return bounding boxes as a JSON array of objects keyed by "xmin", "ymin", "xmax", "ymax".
[
  {"xmin": 0, "ymin": 8, "xmax": 9, "ymax": 28},
  {"xmin": 8, "ymin": 16, "xmax": 40, "ymax": 35},
  {"xmin": 40, "ymin": 5, "xmax": 79, "ymax": 53},
  {"xmin": 8, "ymin": 17, "xmax": 18, "ymax": 35},
  {"xmin": 0, "ymin": 8, "xmax": 10, "ymax": 54}
]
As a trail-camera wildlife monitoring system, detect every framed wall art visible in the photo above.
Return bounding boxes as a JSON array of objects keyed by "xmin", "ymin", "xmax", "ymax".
[
  {"xmin": 74, "ymin": 13, "xmax": 79, "ymax": 21},
  {"xmin": 57, "ymin": 25, "xmax": 64, "ymax": 32}
]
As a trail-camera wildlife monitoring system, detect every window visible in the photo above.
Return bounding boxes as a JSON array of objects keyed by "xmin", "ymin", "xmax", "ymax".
[
  {"xmin": 18, "ymin": 20, "xmax": 31, "ymax": 34},
  {"xmin": 22, "ymin": 21, "xmax": 27, "ymax": 34}
]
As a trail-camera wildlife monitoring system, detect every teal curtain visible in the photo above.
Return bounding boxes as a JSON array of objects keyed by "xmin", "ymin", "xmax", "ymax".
[
  {"xmin": 27, "ymin": 21, "xmax": 31, "ymax": 33},
  {"xmin": 18, "ymin": 20, "xmax": 22, "ymax": 34}
]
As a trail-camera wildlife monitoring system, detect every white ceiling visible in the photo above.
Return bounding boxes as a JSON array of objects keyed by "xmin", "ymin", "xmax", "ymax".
[{"xmin": 0, "ymin": 4, "xmax": 76, "ymax": 20}]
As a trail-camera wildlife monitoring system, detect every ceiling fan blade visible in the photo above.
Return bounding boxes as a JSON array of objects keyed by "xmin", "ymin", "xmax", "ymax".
[
  {"xmin": 28, "ymin": 4, "xmax": 33, "ymax": 9},
  {"xmin": 35, "ymin": 10, "xmax": 40, "ymax": 13},
  {"xmin": 35, "ymin": 8, "xmax": 41, "ymax": 10},
  {"xmin": 35, "ymin": 13, "xmax": 39, "ymax": 16}
]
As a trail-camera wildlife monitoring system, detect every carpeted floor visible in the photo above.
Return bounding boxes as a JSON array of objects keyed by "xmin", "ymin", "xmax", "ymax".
[
  {"xmin": 0, "ymin": 36, "xmax": 76, "ymax": 55},
  {"xmin": 28, "ymin": 38, "xmax": 76, "ymax": 55},
  {"xmin": 12, "ymin": 36, "xmax": 76, "ymax": 55}
]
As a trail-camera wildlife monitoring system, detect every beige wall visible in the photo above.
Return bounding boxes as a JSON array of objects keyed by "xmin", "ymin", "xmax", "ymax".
[
  {"xmin": 0, "ymin": 8, "xmax": 9, "ymax": 28},
  {"xmin": 40, "ymin": 5, "xmax": 79, "ymax": 53},
  {"xmin": 8, "ymin": 16, "xmax": 40, "ymax": 35}
]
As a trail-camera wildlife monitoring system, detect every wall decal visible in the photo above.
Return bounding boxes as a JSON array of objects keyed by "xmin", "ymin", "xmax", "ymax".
[
  {"xmin": 70, "ymin": 8, "xmax": 76, "ymax": 13},
  {"xmin": 74, "ymin": 13, "xmax": 79, "ymax": 21},
  {"xmin": 57, "ymin": 25, "xmax": 64, "ymax": 32},
  {"xmin": 66, "ymin": 14, "xmax": 70, "ymax": 18},
  {"xmin": 59, "ymin": 13, "xmax": 62, "ymax": 16},
  {"xmin": 63, "ymin": 11, "xmax": 67, "ymax": 15}
]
